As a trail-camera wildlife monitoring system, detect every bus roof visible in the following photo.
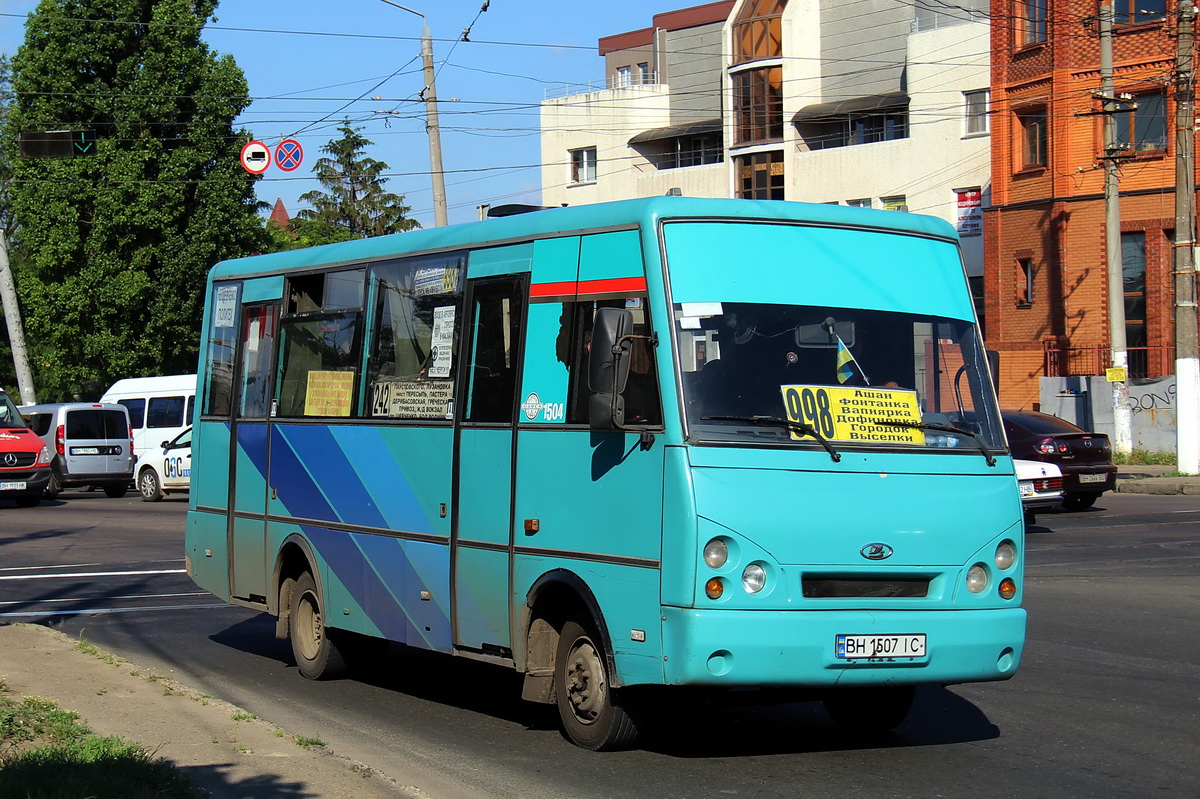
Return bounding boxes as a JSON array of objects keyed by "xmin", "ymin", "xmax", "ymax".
[{"xmin": 211, "ymin": 197, "xmax": 960, "ymax": 280}]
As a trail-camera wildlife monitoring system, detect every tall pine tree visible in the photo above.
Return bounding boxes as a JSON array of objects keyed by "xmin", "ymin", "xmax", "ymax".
[
  {"xmin": 2, "ymin": 0, "xmax": 266, "ymax": 400},
  {"xmin": 296, "ymin": 123, "xmax": 420, "ymax": 239}
]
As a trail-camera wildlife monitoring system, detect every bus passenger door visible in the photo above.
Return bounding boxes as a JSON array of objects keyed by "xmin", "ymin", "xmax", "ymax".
[
  {"xmin": 452, "ymin": 275, "xmax": 527, "ymax": 654},
  {"xmin": 229, "ymin": 301, "xmax": 279, "ymax": 602}
]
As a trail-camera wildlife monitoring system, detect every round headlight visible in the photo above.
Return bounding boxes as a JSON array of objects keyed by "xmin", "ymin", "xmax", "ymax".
[
  {"xmin": 741, "ymin": 563, "xmax": 766, "ymax": 593},
  {"xmin": 995, "ymin": 541, "xmax": 1016, "ymax": 570},
  {"xmin": 966, "ymin": 564, "xmax": 988, "ymax": 594},
  {"xmin": 703, "ymin": 538, "xmax": 729, "ymax": 569},
  {"xmin": 705, "ymin": 577, "xmax": 725, "ymax": 600}
]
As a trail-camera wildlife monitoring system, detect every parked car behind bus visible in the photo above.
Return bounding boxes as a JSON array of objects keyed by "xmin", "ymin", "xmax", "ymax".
[
  {"xmin": 22, "ymin": 403, "xmax": 134, "ymax": 498},
  {"xmin": 1002, "ymin": 410, "xmax": 1117, "ymax": 511},
  {"xmin": 134, "ymin": 427, "xmax": 191, "ymax": 501}
]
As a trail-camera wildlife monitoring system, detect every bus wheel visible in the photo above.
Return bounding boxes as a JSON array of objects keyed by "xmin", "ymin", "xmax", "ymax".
[
  {"xmin": 138, "ymin": 469, "xmax": 163, "ymax": 502},
  {"xmin": 823, "ymin": 686, "xmax": 915, "ymax": 735},
  {"xmin": 289, "ymin": 571, "xmax": 347, "ymax": 680},
  {"xmin": 554, "ymin": 620, "xmax": 639, "ymax": 751}
]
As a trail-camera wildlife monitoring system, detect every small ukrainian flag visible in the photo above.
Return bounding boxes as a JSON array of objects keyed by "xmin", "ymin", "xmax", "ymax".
[{"xmin": 836, "ymin": 336, "xmax": 867, "ymax": 384}]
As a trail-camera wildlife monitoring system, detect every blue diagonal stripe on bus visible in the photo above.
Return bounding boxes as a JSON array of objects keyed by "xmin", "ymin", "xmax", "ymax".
[
  {"xmin": 276, "ymin": 425, "xmax": 387, "ymax": 529},
  {"xmin": 323, "ymin": 426, "xmax": 434, "ymax": 534},
  {"xmin": 267, "ymin": 428, "xmax": 338, "ymax": 522}
]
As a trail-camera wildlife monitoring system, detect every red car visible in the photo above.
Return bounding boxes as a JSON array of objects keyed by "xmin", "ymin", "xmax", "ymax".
[
  {"xmin": 1002, "ymin": 410, "xmax": 1117, "ymax": 511},
  {"xmin": 0, "ymin": 389, "xmax": 52, "ymax": 507}
]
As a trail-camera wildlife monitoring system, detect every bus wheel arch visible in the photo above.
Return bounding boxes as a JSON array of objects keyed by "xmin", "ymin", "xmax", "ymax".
[{"xmin": 520, "ymin": 570, "xmax": 613, "ymax": 695}]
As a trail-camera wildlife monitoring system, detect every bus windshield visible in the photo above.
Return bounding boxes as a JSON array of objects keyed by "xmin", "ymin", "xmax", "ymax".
[{"xmin": 675, "ymin": 302, "xmax": 1004, "ymax": 453}]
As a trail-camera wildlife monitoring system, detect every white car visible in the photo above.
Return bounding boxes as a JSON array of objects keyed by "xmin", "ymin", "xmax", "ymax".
[
  {"xmin": 134, "ymin": 427, "xmax": 191, "ymax": 502},
  {"xmin": 1016, "ymin": 458, "xmax": 1063, "ymax": 524}
]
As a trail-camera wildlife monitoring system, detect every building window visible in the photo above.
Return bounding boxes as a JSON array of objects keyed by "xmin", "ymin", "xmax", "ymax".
[
  {"xmin": 965, "ymin": 89, "xmax": 990, "ymax": 135},
  {"xmin": 1017, "ymin": 258, "xmax": 1034, "ymax": 306},
  {"xmin": 636, "ymin": 62, "xmax": 651, "ymax": 84},
  {"xmin": 797, "ymin": 107, "xmax": 909, "ymax": 150},
  {"xmin": 615, "ymin": 65, "xmax": 632, "ymax": 88},
  {"xmin": 845, "ymin": 198, "xmax": 871, "ymax": 208},
  {"xmin": 1020, "ymin": 0, "xmax": 1047, "ymax": 45},
  {"xmin": 645, "ymin": 133, "xmax": 724, "ymax": 170},
  {"xmin": 882, "ymin": 196, "xmax": 907, "ymax": 211},
  {"xmin": 736, "ymin": 151, "xmax": 784, "ymax": 200},
  {"xmin": 1116, "ymin": 91, "xmax": 1167, "ymax": 154},
  {"xmin": 570, "ymin": 147, "xmax": 597, "ymax": 183},
  {"xmin": 733, "ymin": 0, "xmax": 787, "ymax": 65},
  {"xmin": 1121, "ymin": 231, "xmax": 1147, "ymax": 365},
  {"xmin": 1018, "ymin": 108, "xmax": 1048, "ymax": 168},
  {"xmin": 733, "ymin": 66, "xmax": 784, "ymax": 145},
  {"xmin": 1114, "ymin": 0, "xmax": 1165, "ymax": 25}
]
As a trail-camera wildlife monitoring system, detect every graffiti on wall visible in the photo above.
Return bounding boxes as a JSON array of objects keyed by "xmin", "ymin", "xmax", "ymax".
[{"xmin": 1129, "ymin": 382, "xmax": 1176, "ymax": 415}]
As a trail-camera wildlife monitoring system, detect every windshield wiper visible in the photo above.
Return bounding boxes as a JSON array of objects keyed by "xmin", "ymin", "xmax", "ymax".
[
  {"xmin": 872, "ymin": 419, "xmax": 996, "ymax": 467},
  {"xmin": 702, "ymin": 415, "xmax": 841, "ymax": 462}
]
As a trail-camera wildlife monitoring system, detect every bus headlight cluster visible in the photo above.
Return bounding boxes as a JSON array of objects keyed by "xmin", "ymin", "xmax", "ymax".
[
  {"xmin": 702, "ymin": 537, "xmax": 770, "ymax": 598},
  {"xmin": 966, "ymin": 540, "xmax": 1019, "ymax": 598}
]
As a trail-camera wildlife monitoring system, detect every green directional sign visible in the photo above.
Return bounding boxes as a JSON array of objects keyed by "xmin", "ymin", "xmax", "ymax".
[{"xmin": 18, "ymin": 130, "xmax": 97, "ymax": 158}]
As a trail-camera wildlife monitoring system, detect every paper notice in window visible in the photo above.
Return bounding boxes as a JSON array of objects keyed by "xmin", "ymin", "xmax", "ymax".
[
  {"xmin": 304, "ymin": 371, "xmax": 354, "ymax": 417},
  {"xmin": 428, "ymin": 306, "xmax": 455, "ymax": 378}
]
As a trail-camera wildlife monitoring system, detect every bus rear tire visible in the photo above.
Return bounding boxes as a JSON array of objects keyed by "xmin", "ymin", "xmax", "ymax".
[
  {"xmin": 554, "ymin": 619, "xmax": 639, "ymax": 751},
  {"xmin": 823, "ymin": 686, "xmax": 915, "ymax": 734},
  {"xmin": 290, "ymin": 571, "xmax": 347, "ymax": 680}
]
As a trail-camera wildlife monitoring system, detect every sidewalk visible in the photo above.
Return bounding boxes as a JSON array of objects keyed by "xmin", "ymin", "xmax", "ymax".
[
  {"xmin": 1115, "ymin": 464, "xmax": 1200, "ymax": 495},
  {"xmin": 0, "ymin": 623, "xmax": 424, "ymax": 799}
]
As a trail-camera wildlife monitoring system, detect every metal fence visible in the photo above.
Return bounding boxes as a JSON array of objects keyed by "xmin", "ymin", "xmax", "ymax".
[{"xmin": 1043, "ymin": 343, "xmax": 1174, "ymax": 380}]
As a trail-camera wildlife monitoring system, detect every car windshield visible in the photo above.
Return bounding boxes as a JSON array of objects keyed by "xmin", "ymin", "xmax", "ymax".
[
  {"xmin": 0, "ymin": 393, "xmax": 26, "ymax": 430},
  {"xmin": 1007, "ymin": 412, "xmax": 1085, "ymax": 435},
  {"xmin": 675, "ymin": 302, "xmax": 1005, "ymax": 454}
]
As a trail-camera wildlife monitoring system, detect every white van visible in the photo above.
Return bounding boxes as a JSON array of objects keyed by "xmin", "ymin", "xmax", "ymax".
[{"xmin": 100, "ymin": 374, "xmax": 197, "ymax": 458}]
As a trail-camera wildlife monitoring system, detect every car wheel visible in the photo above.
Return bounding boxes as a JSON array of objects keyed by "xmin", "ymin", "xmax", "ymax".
[
  {"xmin": 554, "ymin": 619, "xmax": 640, "ymax": 751},
  {"xmin": 1061, "ymin": 492, "xmax": 1098, "ymax": 511},
  {"xmin": 138, "ymin": 469, "xmax": 163, "ymax": 502},
  {"xmin": 103, "ymin": 483, "xmax": 128, "ymax": 499},
  {"xmin": 44, "ymin": 472, "xmax": 62, "ymax": 499}
]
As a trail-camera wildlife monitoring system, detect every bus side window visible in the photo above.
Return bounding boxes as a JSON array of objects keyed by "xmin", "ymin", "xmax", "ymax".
[{"xmin": 464, "ymin": 278, "xmax": 525, "ymax": 423}]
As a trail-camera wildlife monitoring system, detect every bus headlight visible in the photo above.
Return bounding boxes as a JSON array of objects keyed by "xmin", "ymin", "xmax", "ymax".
[
  {"xmin": 741, "ymin": 563, "xmax": 766, "ymax": 593},
  {"xmin": 995, "ymin": 541, "xmax": 1016, "ymax": 570},
  {"xmin": 703, "ymin": 538, "xmax": 728, "ymax": 569},
  {"xmin": 705, "ymin": 577, "xmax": 725, "ymax": 599},
  {"xmin": 966, "ymin": 564, "xmax": 988, "ymax": 593}
]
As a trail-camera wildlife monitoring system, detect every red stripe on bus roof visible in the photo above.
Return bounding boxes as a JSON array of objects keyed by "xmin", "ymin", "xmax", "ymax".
[{"xmin": 529, "ymin": 277, "xmax": 647, "ymax": 298}]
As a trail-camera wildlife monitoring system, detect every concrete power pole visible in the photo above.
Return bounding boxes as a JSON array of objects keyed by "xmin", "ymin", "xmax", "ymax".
[
  {"xmin": 1175, "ymin": 3, "xmax": 1200, "ymax": 475},
  {"xmin": 1100, "ymin": 1, "xmax": 1133, "ymax": 456},
  {"xmin": 0, "ymin": 228, "xmax": 37, "ymax": 404}
]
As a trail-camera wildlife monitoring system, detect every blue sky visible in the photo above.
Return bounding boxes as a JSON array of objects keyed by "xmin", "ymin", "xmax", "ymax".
[{"xmin": 0, "ymin": 0, "xmax": 662, "ymax": 227}]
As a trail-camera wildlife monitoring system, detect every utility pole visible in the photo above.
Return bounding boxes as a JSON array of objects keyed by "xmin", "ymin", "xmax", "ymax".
[
  {"xmin": 1175, "ymin": 2, "xmax": 1200, "ymax": 475},
  {"xmin": 1100, "ymin": 0, "xmax": 1133, "ymax": 456},
  {"xmin": 378, "ymin": 1, "xmax": 448, "ymax": 227},
  {"xmin": 0, "ymin": 229, "xmax": 37, "ymax": 404}
]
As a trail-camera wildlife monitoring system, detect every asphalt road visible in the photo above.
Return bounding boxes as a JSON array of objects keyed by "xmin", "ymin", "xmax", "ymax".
[{"xmin": 1, "ymin": 489, "xmax": 1197, "ymax": 798}]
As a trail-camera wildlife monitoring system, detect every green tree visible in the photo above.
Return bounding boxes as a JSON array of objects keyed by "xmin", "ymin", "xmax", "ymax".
[
  {"xmin": 1, "ymin": 0, "xmax": 267, "ymax": 400},
  {"xmin": 296, "ymin": 123, "xmax": 420, "ymax": 238}
]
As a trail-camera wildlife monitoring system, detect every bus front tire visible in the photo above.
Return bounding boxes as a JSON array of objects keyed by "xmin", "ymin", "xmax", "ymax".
[
  {"xmin": 823, "ymin": 686, "xmax": 915, "ymax": 735},
  {"xmin": 290, "ymin": 571, "xmax": 347, "ymax": 680},
  {"xmin": 554, "ymin": 619, "xmax": 639, "ymax": 751}
]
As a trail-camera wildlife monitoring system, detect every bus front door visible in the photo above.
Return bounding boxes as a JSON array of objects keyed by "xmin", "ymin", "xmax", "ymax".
[
  {"xmin": 229, "ymin": 301, "xmax": 279, "ymax": 603},
  {"xmin": 452, "ymin": 275, "xmax": 526, "ymax": 655}
]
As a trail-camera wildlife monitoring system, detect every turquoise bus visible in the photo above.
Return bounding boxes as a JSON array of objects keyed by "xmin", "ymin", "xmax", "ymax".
[{"xmin": 185, "ymin": 197, "xmax": 1024, "ymax": 750}]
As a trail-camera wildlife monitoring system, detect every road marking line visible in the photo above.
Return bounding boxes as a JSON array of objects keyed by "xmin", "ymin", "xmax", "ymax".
[
  {"xmin": 0, "ymin": 603, "xmax": 231, "ymax": 618},
  {"xmin": 0, "ymin": 568, "xmax": 186, "ymax": 581},
  {"xmin": 0, "ymin": 592, "xmax": 209, "ymax": 607}
]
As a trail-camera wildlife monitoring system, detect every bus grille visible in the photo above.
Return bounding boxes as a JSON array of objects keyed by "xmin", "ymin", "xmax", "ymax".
[{"xmin": 802, "ymin": 577, "xmax": 930, "ymax": 598}]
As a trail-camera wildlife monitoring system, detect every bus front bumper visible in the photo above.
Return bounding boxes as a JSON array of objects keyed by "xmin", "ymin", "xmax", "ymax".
[{"xmin": 659, "ymin": 606, "xmax": 1026, "ymax": 688}]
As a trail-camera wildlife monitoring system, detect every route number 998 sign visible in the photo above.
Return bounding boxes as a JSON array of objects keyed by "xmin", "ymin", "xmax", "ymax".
[{"xmin": 779, "ymin": 384, "xmax": 925, "ymax": 444}]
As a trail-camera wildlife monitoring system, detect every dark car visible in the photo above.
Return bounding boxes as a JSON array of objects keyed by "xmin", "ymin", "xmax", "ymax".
[{"xmin": 1001, "ymin": 410, "xmax": 1117, "ymax": 511}]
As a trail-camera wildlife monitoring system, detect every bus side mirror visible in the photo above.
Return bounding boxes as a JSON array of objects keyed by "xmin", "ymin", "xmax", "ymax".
[{"xmin": 588, "ymin": 307, "xmax": 633, "ymax": 430}]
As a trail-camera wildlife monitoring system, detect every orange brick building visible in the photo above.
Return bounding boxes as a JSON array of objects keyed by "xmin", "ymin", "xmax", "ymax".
[{"xmin": 985, "ymin": 0, "xmax": 1189, "ymax": 408}]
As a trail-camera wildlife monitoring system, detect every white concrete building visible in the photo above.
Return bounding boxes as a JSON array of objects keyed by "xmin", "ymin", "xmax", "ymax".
[{"xmin": 539, "ymin": 0, "xmax": 991, "ymax": 285}]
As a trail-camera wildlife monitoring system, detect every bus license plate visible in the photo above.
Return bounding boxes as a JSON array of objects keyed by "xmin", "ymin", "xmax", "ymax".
[
  {"xmin": 1078, "ymin": 473, "xmax": 1106, "ymax": 483},
  {"xmin": 836, "ymin": 634, "xmax": 926, "ymax": 659},
  {"xmin": 1, "ymin": 481, "xmax": 27, "ymax": 491}
]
